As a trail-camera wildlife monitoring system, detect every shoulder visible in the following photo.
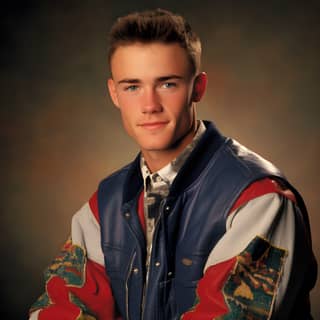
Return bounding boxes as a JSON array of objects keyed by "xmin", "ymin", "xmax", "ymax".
[
  {"xmin": 229, "ymin": 177, "xmax": 296, "ymax": 214},
  {"xmin": 72, "ymin": 162, "xmax": 135, "ymax": 226},
  {"xmin": 222, "ymin": 139, "xmax": 283, "ymax": 179}
]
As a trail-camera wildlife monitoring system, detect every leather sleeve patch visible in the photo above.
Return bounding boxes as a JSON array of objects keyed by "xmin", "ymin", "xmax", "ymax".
[
  {"xmin": 30, "ymin": 238, "xmax": 93, "ymax": 317},
  {"xmin": 220, "ymin": 236, "xmax": 287, "ymax": 319},
  {"xmin": 30, "ymin": 239, "xmax": 116, "ymax": 319},
  {"xmin": 182, "ymin": 236, "xmax": 287, "ymax": 320},
  {"xmin": 44, "ymin": 238, "xmax": 87, "ymax": 286}
]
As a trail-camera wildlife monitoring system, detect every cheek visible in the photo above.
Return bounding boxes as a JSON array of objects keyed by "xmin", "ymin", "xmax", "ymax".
[
  {"xmin": 117, "ymin": 94, "xmax": 142, "ymax": 117},
  {"xmin": 117, "ymin": 101, "xmax": 140, "ymax": 138},
  {"xmin": 119, "ymin": 112, "xmax": 136, "ymax": 139},
  {"xmin": 119, "ymin": 109, "xmax": 133, "ymax": 129},
  {"xmin": 117, "ymin": 95, "xmax": 135, "ymax": 117},
  {"xmin": 117, "ymin": 94, "xmax": 132, "ymax": 109},
  {"xmin": 168, "ymin": 93, "xmax": 193, "ymax": 119}
]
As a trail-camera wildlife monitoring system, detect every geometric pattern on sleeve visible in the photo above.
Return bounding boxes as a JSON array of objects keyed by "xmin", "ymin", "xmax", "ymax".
[
  {"xmin": 30, "ymin": 238, "xmax": 95, "ymax": 318},
  {"xmin": 45, "ymin": 237, "xmax": 86, "ymax": 286},
  {"xmin": 220, "ymin": 236, "xmax": 287, "ymax": 320},
  {"xmin": 182, "ymin": 236, "xmax": 287, "ymax": 320}
]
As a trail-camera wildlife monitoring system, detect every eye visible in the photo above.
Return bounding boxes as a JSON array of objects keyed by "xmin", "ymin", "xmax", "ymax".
[
  {"xmin": 125, "ymin": 85, "xmax": 139, "ymax": 92},
  {"xmin": 161, "ymin": 82, "xmax": 176, "ymax": 89}
]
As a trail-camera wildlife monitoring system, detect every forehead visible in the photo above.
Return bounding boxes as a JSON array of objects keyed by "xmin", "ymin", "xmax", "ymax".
[{"xmin": 110, "ymin": 42, "xmax": 192, "ymax": 80}]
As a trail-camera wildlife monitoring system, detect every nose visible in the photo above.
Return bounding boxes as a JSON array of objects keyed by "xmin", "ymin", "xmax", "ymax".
[{"xmin": 141, "ymin": 87, "xmax": 162, "ymax": 114}]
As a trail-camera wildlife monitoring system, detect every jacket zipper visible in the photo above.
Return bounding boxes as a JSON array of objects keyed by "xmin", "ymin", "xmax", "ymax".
[
  {"xmin": 141, "ymin": 200, "xmax": 166, "ymax": 320},
  {"xmin": 125, "ymin": 251, "xmax": 136, "ymax": 320}
]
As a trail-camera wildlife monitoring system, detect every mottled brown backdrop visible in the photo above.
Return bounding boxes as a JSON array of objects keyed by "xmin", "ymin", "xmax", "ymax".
[{"xmin": 1, "ymin": 1, "xmax": 319, "ymax": 319}]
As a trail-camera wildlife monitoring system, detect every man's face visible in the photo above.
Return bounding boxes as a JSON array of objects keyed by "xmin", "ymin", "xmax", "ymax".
[{"xmin": 108, "ymin": 42, "xmax": 202, "ymax": 155}]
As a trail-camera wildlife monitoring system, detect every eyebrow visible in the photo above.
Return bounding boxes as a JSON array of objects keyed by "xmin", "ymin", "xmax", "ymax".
[
  {"xmin": 117, "ymin": 74, "xmax": 184, "ymax": 85},
  {"xmin": 117, "ymin": 78, "xmax": 141, "ymax": 84},
  {"xmin": 157, "ymin": 75, "xmax": 184, "ymax": 82}
]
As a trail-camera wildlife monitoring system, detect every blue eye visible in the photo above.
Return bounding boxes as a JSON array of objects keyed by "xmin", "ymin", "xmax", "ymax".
[
  {"xmin": 162, "ymin": 82, "xmax": 176, "ymax": 89},
  {"xmin": 125, "ymin": 85, "xmax": 139, "ymax": 91}
]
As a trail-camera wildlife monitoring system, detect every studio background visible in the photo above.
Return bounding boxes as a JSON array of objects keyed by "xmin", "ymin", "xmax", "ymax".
[{"xmin": 1, "ymin": 1, "xmax": 319, "ymax": 319}]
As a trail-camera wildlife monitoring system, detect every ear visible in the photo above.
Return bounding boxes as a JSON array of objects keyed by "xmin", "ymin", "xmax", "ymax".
[
  {"xmin": 107, "ymin": 78, "xmax": 120, "ymax": 108},
  {"xmin": 192, "ymin": 72, "xmax": 207, "ymax": 102}
]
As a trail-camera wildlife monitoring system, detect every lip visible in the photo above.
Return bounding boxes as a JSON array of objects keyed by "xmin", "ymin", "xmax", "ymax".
[{"xmin": 139, "ymin": 121, "xmax": 169, "ymax": 130}]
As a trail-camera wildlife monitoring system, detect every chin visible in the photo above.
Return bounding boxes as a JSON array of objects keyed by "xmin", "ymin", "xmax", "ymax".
[
  {"xmin": 141, "ymin": 145, "xmax": 169, "ymax": 152},
  {"xmin": 137, "ymin": 136, "xmax": 170, "ymax": 150},
  {"xmin": 139, "ymin": 140, "xmax": 172, "ymax": 152}
]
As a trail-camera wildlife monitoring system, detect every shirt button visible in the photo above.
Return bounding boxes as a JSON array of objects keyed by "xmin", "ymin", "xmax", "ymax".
[
  {"xmin": 155, "ymin": 261, "xmax": 160, "ymax": 267},
  {"xmin": 132, "ymin": 267, "xmax": 139, "ymax": 274},
  {"xmin": 168, "ymin": 271, "xmax": 173, "ymax": 276},
  {"xmin": 165, "ymin": 205, "xmax": 170, "ymax": 212}
]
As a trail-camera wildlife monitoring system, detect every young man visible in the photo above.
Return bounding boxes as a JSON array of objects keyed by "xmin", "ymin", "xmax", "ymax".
[{"xmin": 29, "ymin": 9, "xmax": 317, "ymax": 320}]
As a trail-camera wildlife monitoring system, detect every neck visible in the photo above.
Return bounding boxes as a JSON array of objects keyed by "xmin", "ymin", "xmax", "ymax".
[{"xmin": 142, "ymin": 122, "xmax": 197, "ymax": 173}]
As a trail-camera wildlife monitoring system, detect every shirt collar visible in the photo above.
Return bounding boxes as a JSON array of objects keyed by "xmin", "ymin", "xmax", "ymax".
[{"xmin": 140, "ymin": 120, "xmax": 206, "ymax": 188}]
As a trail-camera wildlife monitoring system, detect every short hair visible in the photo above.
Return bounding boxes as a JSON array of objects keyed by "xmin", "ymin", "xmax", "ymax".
[{"xmin": 108, "ymin": 9, "xmax": 202, "ymax": 76}]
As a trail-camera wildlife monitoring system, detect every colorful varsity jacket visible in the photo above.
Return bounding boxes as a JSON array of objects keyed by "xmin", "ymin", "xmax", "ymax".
[{"xmin": 29, "ymin": 121, "xmax": 317, "ymax": 320}]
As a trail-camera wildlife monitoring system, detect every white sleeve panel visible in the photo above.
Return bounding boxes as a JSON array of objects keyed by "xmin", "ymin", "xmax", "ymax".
[
  {"xmin": 204, "ymin": 193, "xmax": 296, "ymax": 313},
  {"xmin": 71, "ymin": 202, "xmax": 105, "ymax": 266},
  {"xmin": 204, "ymin": 193, "xmax": 294, "ymax": 269},
  {"xmin": 29, "ymin": 310, "xmax": 40, "ymax": 320}
]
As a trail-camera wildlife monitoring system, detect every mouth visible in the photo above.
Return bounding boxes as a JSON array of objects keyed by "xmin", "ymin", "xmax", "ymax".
[{"xmin": 138, "ymin": 121, "xmax": 169, "ymax": 130}]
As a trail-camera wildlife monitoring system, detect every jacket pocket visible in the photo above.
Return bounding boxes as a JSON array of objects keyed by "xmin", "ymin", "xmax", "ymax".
[{"xmin": 174, "ymin": 252, "xmax": 207, "ymax": 314}]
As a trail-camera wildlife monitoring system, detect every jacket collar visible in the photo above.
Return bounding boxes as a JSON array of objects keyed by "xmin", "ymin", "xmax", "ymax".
[
  {"xmin": 169, "ymin": 121, "xmax": 226, "ymax": 197},
  {"xmin": 140, "ymin": 120, "xmax": 206, "ymax": 189},
  {"xmin": 122, "ymin": 121, "xmax": 226, "ymax": 204}
]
